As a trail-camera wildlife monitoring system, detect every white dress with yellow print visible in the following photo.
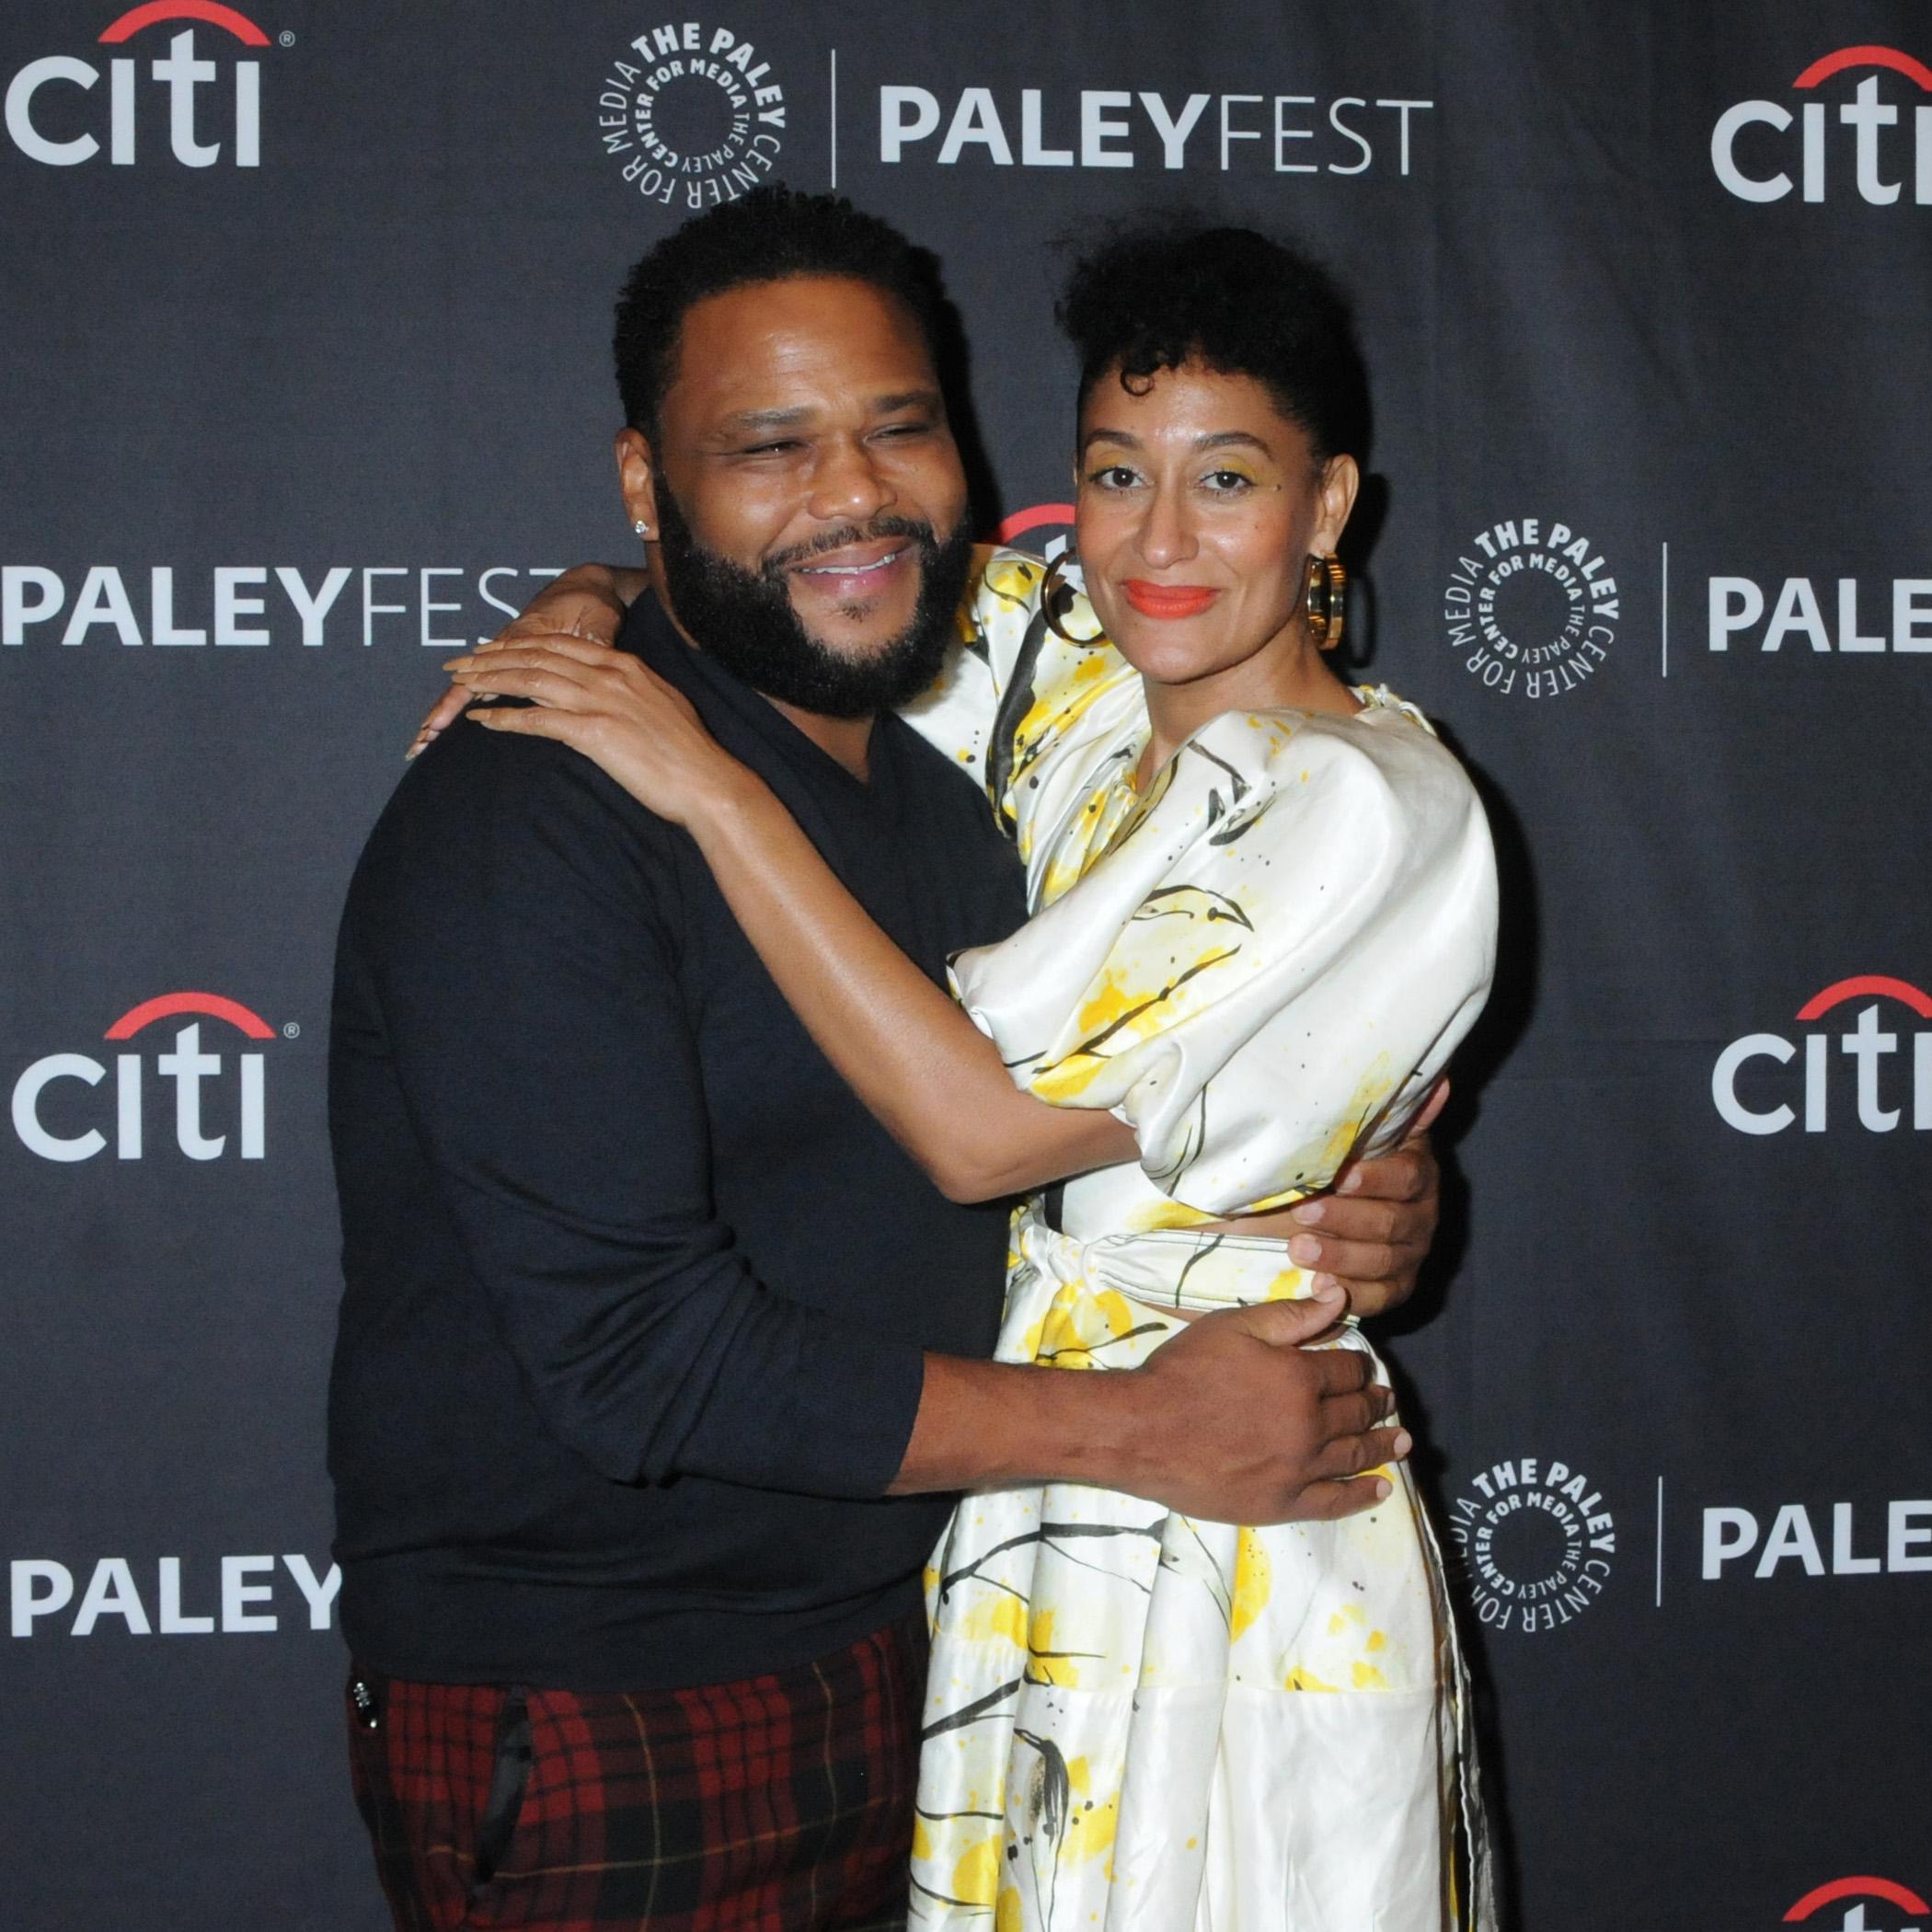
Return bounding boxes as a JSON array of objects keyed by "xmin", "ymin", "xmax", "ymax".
[{"xmin": 895, "ymin": 550, "xmax": 1500, "ymax": 1932}]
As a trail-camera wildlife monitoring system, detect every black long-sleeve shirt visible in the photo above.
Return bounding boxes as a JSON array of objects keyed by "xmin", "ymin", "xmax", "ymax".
[{"xmin": 328, "ymin": 592, "xmax": 1026, "ymax": 1689}]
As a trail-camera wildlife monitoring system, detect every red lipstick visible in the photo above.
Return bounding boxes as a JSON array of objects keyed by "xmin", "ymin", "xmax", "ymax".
[{"xmin": 1121, "ymin": 581, "xmax": 1219, "ymax": 619}]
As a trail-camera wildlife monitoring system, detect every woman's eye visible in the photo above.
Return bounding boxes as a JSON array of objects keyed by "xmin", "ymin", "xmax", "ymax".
[
  {"xmin": 1086, "ymin": 465, "xmax": 1143, "ymax": 490},
  {"xmin": 1202, "ymin": 469, "xmax": 1256, "ymax": 493}
]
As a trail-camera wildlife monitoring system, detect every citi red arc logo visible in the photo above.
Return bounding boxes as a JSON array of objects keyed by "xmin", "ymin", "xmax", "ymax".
[
  {"xmin": 4, "ymin": 3, "xmax": 275, "ymax": 170},
  {"xmin": 1712, "ymin": 976, "xmax": 1932, "ymax": 1135},
  {"xmin": 1793, "ymin": 975, "xmax": 1932, "ymax": 1022},
  {"xmin": 11, "ymin": 992, "xmax": 279, "ymax": 1163},
  {"xmin": 98, "ymin": 3, "xmax": 270, "ymax": 45},
  {"xmin": 1784, "ymin": 1875, "xmax": 1930, "ymax": 1928},
  {"xmin": 1712, "ymin": 45, "xmax": 1932, "ymax": 205},
  {"xmin": 997, "ymin": 504, "xmax": 1077, "ymax": 564},
  {"xmin": 103, "ymin": 990, "xmax": 276, "ymax": 1040},
  {"xmin": 998, "ymin": 505, "xmax": 1076, "ymax": 545},
  {"xmin": 1793, "ymin": 49, "xmax": 1932, "ymax": 91}
]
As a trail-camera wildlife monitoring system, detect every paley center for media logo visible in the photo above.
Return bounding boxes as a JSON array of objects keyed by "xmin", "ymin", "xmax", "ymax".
[
  {"xmin": 1712, "ymin": 974, "xmax": 1931, "ymax": 1137},
  {"xmin": 598, "ymin": 18, "xmax": 787, "ymax": 208},
  {"xmin": 1441, "ymin": 515, "xmax": 1621, "ymax": 701},
  {"xmin": 1713, "ymin": 43, "xmax": 1932, "ymax": 205},
  {"xmin": 1780, "ymin": 1876, "xmax": 1931, "ymax": 1930},
  {"xmin": 1447, "ymin": 1454, "xmax": 1617, "ymax": 1634},
  {"xmin": 4, "ymin": 0, "xmax": 289, "ymax": 171},
  {"xmin": 10, "ymin": 991, "xmax": 291, "ymax": 1165},
  {"xmin": 1449, "ymin": 1454, "xmax": 1926, "ymax": 1634}
]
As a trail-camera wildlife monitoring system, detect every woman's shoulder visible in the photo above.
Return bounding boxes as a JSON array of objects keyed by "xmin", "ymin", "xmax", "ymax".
[
  {"xmin": 1158, "ymin": 687, "xmax": 1487, "ymax": 887},
  {"xmin": 1336, "ymin": 685, "xmax": 1486, "ymax": 820},
  {"xmin": 1190, "ymin": 684, "xmax": 1470, "ymax": 799}
]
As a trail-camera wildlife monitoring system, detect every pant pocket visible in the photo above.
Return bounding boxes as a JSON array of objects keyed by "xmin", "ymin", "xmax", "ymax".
[{"xmin": 471, "ymin": 1686, "xmax": 532, "ymax": 1894}]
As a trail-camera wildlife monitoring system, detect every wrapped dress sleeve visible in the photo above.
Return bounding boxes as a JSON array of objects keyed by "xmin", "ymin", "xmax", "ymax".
[{"xmin": 947, "ymin": 703, "xmax": 1499, "ymax": 1214}]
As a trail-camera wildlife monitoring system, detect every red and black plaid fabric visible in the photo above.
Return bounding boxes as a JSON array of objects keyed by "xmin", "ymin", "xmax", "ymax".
[{"xmin": 346, "ymin": 1610, "xmax": 926, "ymax": 1931}]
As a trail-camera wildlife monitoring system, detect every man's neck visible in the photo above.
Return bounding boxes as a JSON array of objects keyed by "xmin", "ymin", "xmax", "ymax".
[
  {"xmin": 649, "ymin": 569, "xmax": 877, "ymax": 779},
  {"xmin": 764, "ymin": 696, "xmax": 876, "ymax": 780}
]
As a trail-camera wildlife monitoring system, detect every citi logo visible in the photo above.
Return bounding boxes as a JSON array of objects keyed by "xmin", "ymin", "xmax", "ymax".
[
  {"xmin": 11, "ymin": 991, "xmax": 282, "ymax": 1164},
  {"xmin": 1712, "ymin": 45, "xmax": 1932, "ymax": 205},
  {"xmin": 1711, "ymin": 976, "xmax": 1932, "ymax": 1136},
  {"xmin": 4, "ymin": 2, "xmax": 278, "ymax": 171},
  {"xmin": 997, "ymin": 503, "xmax": 1076, "ymax": 561},
  {"xmin": 1783, "ymin": 1875, "xmax": 1930, "ymax": 1928}
]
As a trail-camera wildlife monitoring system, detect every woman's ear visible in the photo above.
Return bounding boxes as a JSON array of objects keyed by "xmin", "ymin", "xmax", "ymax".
[
  {"xmin": 1315, "ymin": 454, "xmax": 1361, "ymax": 552},
  {"xmin": 615, "ymin": 428, "xmax": 660, "ymax": 540}
]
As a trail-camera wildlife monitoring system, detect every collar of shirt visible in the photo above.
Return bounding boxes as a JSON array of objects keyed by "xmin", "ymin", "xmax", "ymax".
[{"xmin": 616, "ymin": 589, "xmax": 901, "ymax": 812}]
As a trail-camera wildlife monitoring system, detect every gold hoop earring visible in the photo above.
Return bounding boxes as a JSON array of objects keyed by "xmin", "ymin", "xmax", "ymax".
[
  {"xmin": 1304, "ymin": 553, "xmax": 1347, "ymax": 650},
  {"xmin": 1039, "ymin": 551, "xmax": 1100, "ymax": 645}
]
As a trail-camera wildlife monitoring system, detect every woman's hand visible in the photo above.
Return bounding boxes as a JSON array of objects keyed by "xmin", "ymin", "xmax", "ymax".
[
  {"xmin": 443, "ymin": 635, "xmax": 753, "ymax": 829},
  {"xmin": 408, "ymin": 563, "xmax": 639, "ymax": 759},
  {"xmin": 1204, "ymin": 1076, "xmax": 1450, "ymax": 1317}
]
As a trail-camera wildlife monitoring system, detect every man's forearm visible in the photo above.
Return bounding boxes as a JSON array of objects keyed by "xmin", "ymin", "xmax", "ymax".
[
  {"xmin": 888, "ymin": 1352, "xmax": 1139, "ymax": 1496},
  {"xmin": 886, "ymin": 1294, "xmax": 1408, "ymax": 1528}
]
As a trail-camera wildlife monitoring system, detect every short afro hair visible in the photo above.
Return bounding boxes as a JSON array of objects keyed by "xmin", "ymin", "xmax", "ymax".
[
  {"xmin": 613, "ymin": 185, "xmax": 958, "ymax": 439},
  {"xmin": 1058, "ymin": 220, "xmax": 1370, "ymax": 463}
]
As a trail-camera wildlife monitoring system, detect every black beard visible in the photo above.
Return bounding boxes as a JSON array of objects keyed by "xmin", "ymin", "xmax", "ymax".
[{"xmin": 653, "ymin": 491, "xmax": 976, "ymax": 720}]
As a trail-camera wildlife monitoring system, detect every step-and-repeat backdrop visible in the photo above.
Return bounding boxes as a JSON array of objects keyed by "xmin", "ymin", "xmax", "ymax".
[{"xmin": 4, "ymin": 4, "xmax": 1927, "ymax": 1926}]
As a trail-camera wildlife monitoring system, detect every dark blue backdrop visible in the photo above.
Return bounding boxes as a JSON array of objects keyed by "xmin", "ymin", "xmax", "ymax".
[{"xmin": 4, "ymin": 4, "xmax": 1928, "ymax": 1926}]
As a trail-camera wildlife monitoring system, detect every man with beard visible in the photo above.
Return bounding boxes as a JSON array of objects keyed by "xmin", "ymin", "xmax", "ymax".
[{"xmin": 328, "ymin": 189, "xmax": 1438, "ymax": 1932}]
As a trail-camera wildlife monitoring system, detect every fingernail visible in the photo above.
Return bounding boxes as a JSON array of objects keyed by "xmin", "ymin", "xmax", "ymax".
[
  {"xmin": 1290, "ymin": 1199, "xmax": 1326, "ymax": 1226},
  {"xmin": 1371, "ymin": 1478, "xmax": 1391, "ymax": 1501},
  {"xmin": 1337, "ymin": 1169, "xmax": 1363, "ymax": 1194},
  {"xmin": 441, "ymin": 657, "xmax": 471, "ymax": 671},
  {"xmin": 1392, "ymin": 1431, "xmax": 1413, "ymax": 1458},
  {"xmin": 404, "ymin": 742, "xmax": 422, "ymax": 762},
  {"xmin": 1287, "ymin": 1235, "xmax": 1322, "ymax": 1268}
]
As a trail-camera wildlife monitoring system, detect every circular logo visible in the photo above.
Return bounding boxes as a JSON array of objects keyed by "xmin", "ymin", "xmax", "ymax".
[
  {"xmin": 1442, "ymin": 515, "xmax": 1620, "ymax": 700},
  {"xmin": 1447, "ymin": 1455, "xmax": 1616, "ymax": 1634},
  {"xmin": 597, "ymin": 20, "xmax": 787, "ymax": 210}
]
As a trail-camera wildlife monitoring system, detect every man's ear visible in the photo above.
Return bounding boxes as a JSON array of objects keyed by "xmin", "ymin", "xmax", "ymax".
[
  {"xmin": 1314, "ymin": 454, "xmax": 1361, "ymax": 554},
  {"xmin": 615, "ymin": 428, "xmax": 661, "ymax": 540}
]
